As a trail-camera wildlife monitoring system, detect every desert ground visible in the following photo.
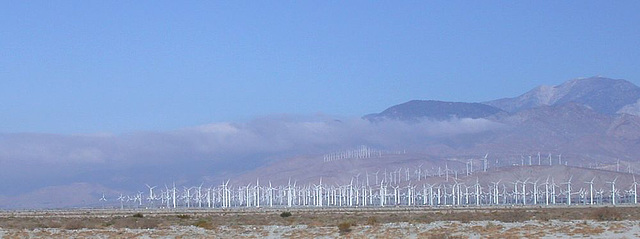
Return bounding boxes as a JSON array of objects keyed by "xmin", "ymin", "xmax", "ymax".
[{"xmin": 2, "ymin": 206, "xmax": 640, "ymax": 238}]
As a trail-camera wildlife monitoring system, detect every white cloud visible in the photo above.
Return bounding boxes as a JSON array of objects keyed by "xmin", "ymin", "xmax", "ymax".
[{"xmin": 0, "ymin": 115, "xmax": 504, "ymax": 198}]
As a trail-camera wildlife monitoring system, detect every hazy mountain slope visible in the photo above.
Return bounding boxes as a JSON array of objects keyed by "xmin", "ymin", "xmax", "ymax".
[
  {"xmin": 485, "ymin": 77, "xmax": 640, "ymax": 114},
  {"xmin": 239, "ymin": 79, "xmax": 640, "ymax": 185},
  {"xmin": 364, "ymin": 100, "xmax": 504, "ymax": 122}
]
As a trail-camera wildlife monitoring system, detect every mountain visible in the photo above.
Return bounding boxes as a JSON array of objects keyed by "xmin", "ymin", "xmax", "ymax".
[
  {"xmin": 6, "ymin": 76, "xmax": 640, "ymax": 209},
  {"xmin": 363, "ymin": 100, "xmax": 505, "ymax": 121},
  {"xmin": 364, "ymin": 77, "xmax": 640, "ymax": 123},
  {"xmin": 485, "ymin": 77, "xmax": 640, "ymax": 115},
  {"xmin": 236, "ymin": 76, "xmax": 640, "ymax": 185}
]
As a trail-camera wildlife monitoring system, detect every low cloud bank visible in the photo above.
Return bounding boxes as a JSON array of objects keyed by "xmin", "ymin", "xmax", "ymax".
[{"xmin": 0, "ymin": 115, "xmax": 504, "ymax": 196}]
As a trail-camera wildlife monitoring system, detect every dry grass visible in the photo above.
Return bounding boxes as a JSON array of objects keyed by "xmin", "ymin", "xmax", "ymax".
[
  {"xmin": 193, "ymin": 219, "xmax": 215, "ymax": 230},
  {"xmin": 337, "ymin": 220, "xmax": 355, "ymax": 235},
  {"xmin": 591, "ymin": 207, "xmax": 622, "ymax": 221},
  {"xmin": 1, "ymin": 206, "xmax": 640, "ymax": 231},
  {"xmin": 366, "ymin": 216, "xmax": 379, "ymax": 226}
]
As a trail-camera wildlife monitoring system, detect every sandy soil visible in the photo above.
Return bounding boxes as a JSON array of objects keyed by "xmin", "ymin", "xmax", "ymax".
[
  {"xmin": 2, "ymin": 220, "xmax": 640, "ymax": 238},
  {"xmin": 2, "ymin": 207, "xmax": 640, "ymax": 238}
]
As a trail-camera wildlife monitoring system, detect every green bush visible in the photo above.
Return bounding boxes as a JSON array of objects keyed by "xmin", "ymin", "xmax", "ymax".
[{"xmin": 132, "ymin": 213, "xmax": 144, "ymax": 218}]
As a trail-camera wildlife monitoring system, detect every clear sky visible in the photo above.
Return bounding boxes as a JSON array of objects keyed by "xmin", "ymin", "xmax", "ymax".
[{"xmin": 2, "ymin": 1, "xmax": 639, "ymax": 134}]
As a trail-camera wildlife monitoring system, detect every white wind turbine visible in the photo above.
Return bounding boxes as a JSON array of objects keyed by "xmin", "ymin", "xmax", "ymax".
[
  {"xmin": 99, "ymin": 193, "xmax": 107, "ymax": 208},
  {"xmin": 558, "ymin": 154, "xmax": 562, "ymax": 165},
  {"xmin": 172, "ymin": 182, "xmax": 177, "ymax": 208},
  {"xmin": 482, "ymin": 153, "xmax": 488, "ymax": 172},
  {"xmin": 474, "ymin": 178, "xmax": 481, "ymax": 206},
  {"xmin": 531, "ymin": 179, "xmax": 539, "ymax": 205},
  {"xmin": 491, "ymin": 180, "xmax": 501, "ymax": 205},
  {"xmin": 632, "ymin": 176, "xmax": 638, "ymax": 204},
  {"xmin": 550, "ymin": 178, "xmax": 558, "ymax": 205},
  {"xmin": 562, "ymin": 176, "xmax": 573, "ymax": 205},
  {"xmin": 607, "ymin": 177, "xmax": 618, "ymax": 205},
  {"xmin": 145, "ymin": 184, "xmax": 157, "ymax": 207},
  {"xmin": 521, "ymin": 178, "xmax": 529, "ymax": 205},
  {"xmin": 585, "ymin": 177, "xmax": 595, "ymax": 205},
  {"xmin": 267, "ymin": 181, "xmax": 274, "ymax": 207},
  {"xmin": 253, "ymin": 178, "xmax": 260, "ymax": 208},
  {"xmin": 543, "ymin": 177, "xmax": 550, "ymax": 205},
  {"xmin": 117, "ymin": 194, "xmax": 126, "ymax": 209},
  {"xmin": 374, "ymin": 170, "xmax": 379, "ymax": 185},
  {"xmin": 380, "ymin": 180, "xmax": 386, "ymax": 207},
  {"xmin": 511, "ymin": 180, "xmax": 520, "ymax": 204}
]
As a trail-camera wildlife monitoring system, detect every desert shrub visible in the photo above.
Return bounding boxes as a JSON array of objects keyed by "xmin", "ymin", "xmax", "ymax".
[
  {"xmin": 427, "ymin": 233, "xmax": 467, "ymax": 239},
  {"xmin": 484, "ymin": 221, "xmax": 503, "ymax": 231},
  {"xmin": 194, "ymin": 219, "xmax": 214, "ymax": 230},
  {"xmin": 177, "ymin": 214, "xmax": 191, "ymax": 219},
  {"xmin": 495, "ymin": 210, "xmax": 525, "ymax": 223},
  {"xmin": 534, "ymin": 211, "xmax": 551, "ymax": 222},
  {"xmin": 338, "ymin": 220, "xmax": 356, "ymax": 234},
  {"xmin": 138, "ymin": 218, "xmax": 160, "ymax": 229},
  {"xmin": 457, "ymin": 212, "xmax": 472, "ymax": 223},
  {"xmin": 366, "ymin": 216, "xmax": 378, "ymax": 226},
  {"xmin": 592, "ymin": 207, "xmax": 622, "ymax": 221},
  {"xmin": 45, "ymin": 220, "xmax": 63, "ymax": 228},
  {"xmin": 112, "ymin": 217, "xmax": 138, "ymax": 228},
  {"xmin": 101, "ymin": 220, "xmax": 114, "ymax": 228},
  {"xmin": 111, "ymin": 217, "xmax": 160, "ymax": 229},
  {"xmin": 280, "ymin": 211, "xmax": 292, "ymax": 218},
  {"xmin": 132, "ymin": 212, "xmax": 144, "ymax": 218},
  {"xmin": 63, "ymin": 219, "xmax": 86, "ymax": 230}
]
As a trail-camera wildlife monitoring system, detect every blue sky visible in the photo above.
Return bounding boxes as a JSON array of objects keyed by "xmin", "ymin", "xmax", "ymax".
[{"xmin": 2, "ymin": 1, "xmax": 639, "ymax": 134}]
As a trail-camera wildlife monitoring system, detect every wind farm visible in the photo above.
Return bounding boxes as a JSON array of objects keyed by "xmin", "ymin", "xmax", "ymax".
[
  {"xmin": 100, "ymin": 152, "xmax": 640, "ymax": 210},
  {"xmin": 3, "ymin": 1, "xmax": 640, "ymax": 237},
  {"xmin": 4, "ymin": 78, "xmax": 640, "ymax": 238}
]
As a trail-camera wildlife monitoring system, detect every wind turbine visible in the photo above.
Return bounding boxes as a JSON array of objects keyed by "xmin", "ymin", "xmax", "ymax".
[
  {"xmin": 521, "ymin": 178, "xmax": 529, "ymax": 205},
  {"xmin": 117, "ymin": 194, "xmax": 126, "ymax": 209},
  {"xmin": 483, "ymin": 153, "xmax": 489, "ymax": 172},
  {"xmin": 531, "ymin": 179, "xmax": 539, "ymax": 205},
  {"xmin": 543, "ymin": 176, "xmax": 550, "ymax": 205},
  {"xmin": 558, "ymin": 154, "xmax": 562, "ymax": 165},
  {"xmin": 474, "ymin": 178, "xmax": 481, "ymax": 206},
  {"xmin": 268, "ymin": 181, "xmax": 274, "ymax": 207},
  {"xmin": 374, "ymin": 170, "xmax": 379, "ymax": 185},
  {"xmin": 99, "ymin": 193, "xmax": 107, "ymax": 208},
  {"xmin": 562, "ymin": 176, "xmax": 573, "ymax": 205},
  {"xmin": 255, "ymin": 178, "xmax": 260, "ymax": 208},
  {"xmin": 491, "ymin": 179, "xmax": 501, "ymax": 205},
  {"xmin": 585, "ymin": 177, "xmax": 595, "ymax": 205},
  {"xmin": 632, "ymin": 176, "xmax": 638, "ymax": 204},
  {"xmin": 145, "ymin": 184, "xmax": 157, "ymax": 208},
  {"xmin": 606, "ymin": 177, "xmax": 618, "ymax": 205}
]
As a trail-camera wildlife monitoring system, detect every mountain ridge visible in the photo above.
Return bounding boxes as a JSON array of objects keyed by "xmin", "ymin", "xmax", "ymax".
[
  {"xmin": 364, "ymin": 100, "xmax": 505, "ymax": 122},
  {"xmin": 484, "ymin": 77, "xmax": 640, "ymax": 115},
  {"xmin": 236, "ymin": 76, "xmax": 640, "ymax": 186}
]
